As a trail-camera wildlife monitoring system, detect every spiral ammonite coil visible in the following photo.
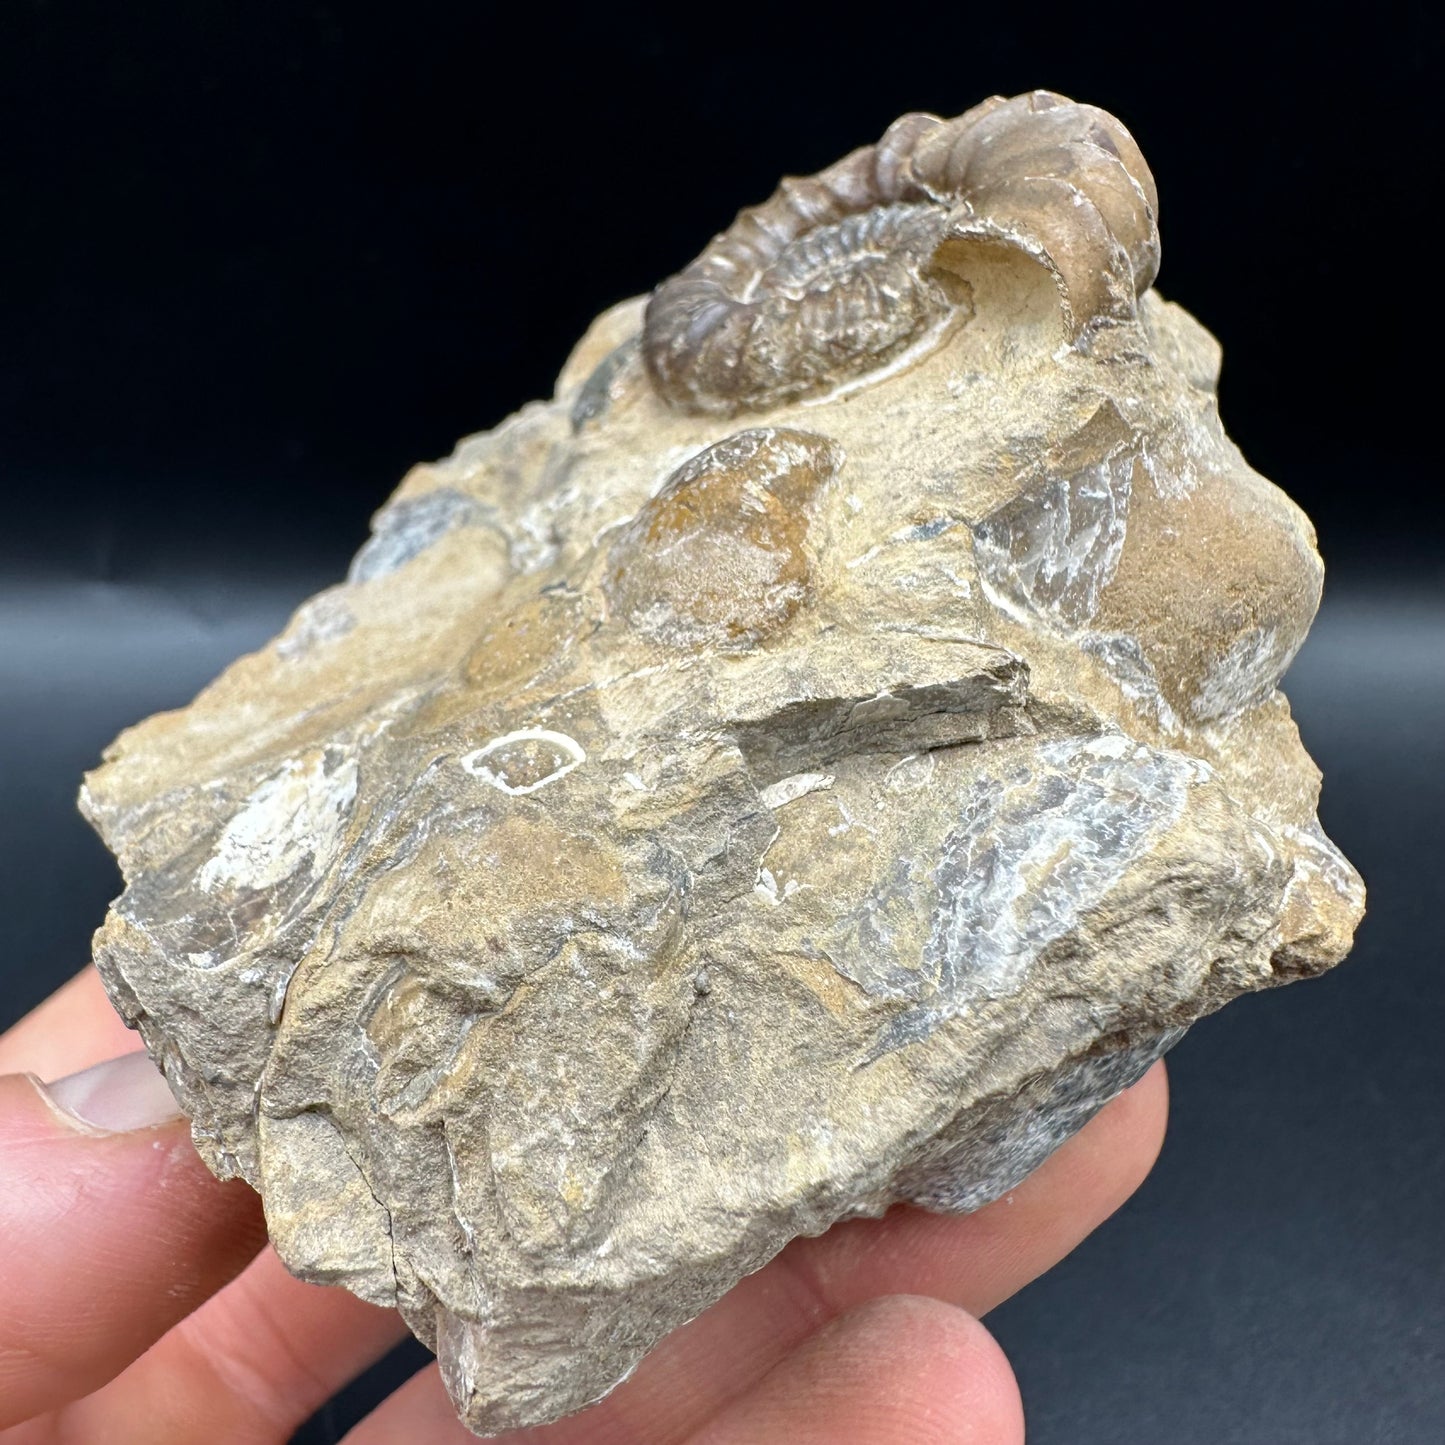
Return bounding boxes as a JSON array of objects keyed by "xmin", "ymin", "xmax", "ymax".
[{"xmin": 643, "ymin": 91, "xmax": 1160, "ymax": 415}]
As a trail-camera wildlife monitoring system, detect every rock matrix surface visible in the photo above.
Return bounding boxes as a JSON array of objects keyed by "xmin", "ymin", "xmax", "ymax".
[{"xmin": 84, "ymin": 91, "xmax": 1363, "ymax": 1435}]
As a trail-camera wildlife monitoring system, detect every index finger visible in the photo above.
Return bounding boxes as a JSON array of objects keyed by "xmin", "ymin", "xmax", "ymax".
[{"xmin": 0, "ymin": 966, "xmax": 141, "ymax": 1079}]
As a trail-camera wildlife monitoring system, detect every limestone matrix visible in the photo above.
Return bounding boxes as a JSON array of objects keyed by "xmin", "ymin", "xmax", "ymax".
[{"xmin": 83, "ymin": 92, "xmax": 1364, "ymax": 1434}]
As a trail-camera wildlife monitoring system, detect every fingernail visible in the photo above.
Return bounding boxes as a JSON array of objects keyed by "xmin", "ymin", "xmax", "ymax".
[{"xmin": 40, "ymin": 1052, "xmax": 183, "ymax": 1134}]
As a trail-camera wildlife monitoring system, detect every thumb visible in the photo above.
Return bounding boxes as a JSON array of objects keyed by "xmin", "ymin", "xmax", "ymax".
[{"xmin": 0, "ymin": 1053, "xmax": 266, "ymax": 1427}]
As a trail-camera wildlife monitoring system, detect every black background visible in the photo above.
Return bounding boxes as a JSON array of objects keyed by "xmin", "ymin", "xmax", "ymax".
[{"xmin": 2, "ymin": 4, "xmax": 1441, "ymax": 1442}]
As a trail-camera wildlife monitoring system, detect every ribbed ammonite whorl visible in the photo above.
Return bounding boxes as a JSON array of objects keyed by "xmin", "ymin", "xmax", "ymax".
[{"xmin": 643, "ymin": 90, "xmax": 1160, "ymax": 415}]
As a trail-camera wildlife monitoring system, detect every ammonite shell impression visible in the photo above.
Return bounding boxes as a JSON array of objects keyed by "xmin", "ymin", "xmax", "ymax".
[
  {"xmin": 84, "ymin": 92, "xmax": 1360, "ymax": 1435},
  {"xmin": 643, "ymin": 91, "xmax": 1160, "ymax": 413}
]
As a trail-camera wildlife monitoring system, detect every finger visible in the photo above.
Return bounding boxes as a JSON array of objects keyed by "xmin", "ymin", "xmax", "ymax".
[
  {"xmin": 684, "ymin": 1296, "xmax": 1023, "ymax": 1445},
  {"xmin": 342, "ymin": 1061, "xmax": 1166, "ymax": 1445},
  {"xmin": 0, "ymin": 1058, "xmax": 267, "ymax": 1428},
  {"xmin": 338, "ymin": 1363, "xmax": 471, "ymax": 1445},
  {"xmin": 0, "ymin": 968, "xmax": 141, "ymax": 1079},
  {"xmin": 786, "ymin": 1053, "xmax": 1171, "ymax": 1317},
  {"xmin": 3, "ymin": 977, "xmax": 410, "ymax": 1443},
  {"xmin": 47, "ymin": 1247, "xmax": 407, "ymax": 1445},
  {"xmin": 340, "ymin": 1300, "xmax": 1024, "ymax": 1445},
  {"xmin": 599, "ymin": 1059, "xmax": 1167, "ymax": 1442}
]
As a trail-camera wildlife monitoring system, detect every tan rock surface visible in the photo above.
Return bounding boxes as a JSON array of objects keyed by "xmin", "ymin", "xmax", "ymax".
[{"xmin": 83, "ymin": 91, "xmax": 1362, "ymax": 1434}]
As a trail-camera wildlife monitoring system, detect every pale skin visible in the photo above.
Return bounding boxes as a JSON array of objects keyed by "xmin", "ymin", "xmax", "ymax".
[{"xmin": 0, "ymin": 968, "xmax": 1168, "ymax": 1443}]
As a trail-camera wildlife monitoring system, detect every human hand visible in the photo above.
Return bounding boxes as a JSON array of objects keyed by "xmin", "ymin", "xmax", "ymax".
[{"xmin": 0, "ymin": 968, "xmax": 1167, "ymax": 1443}]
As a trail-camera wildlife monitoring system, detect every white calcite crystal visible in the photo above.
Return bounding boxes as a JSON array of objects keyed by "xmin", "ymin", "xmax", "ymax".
[{"xmin": 84, "ymin": 92, "xmax": 1363, "ymax": 1435}]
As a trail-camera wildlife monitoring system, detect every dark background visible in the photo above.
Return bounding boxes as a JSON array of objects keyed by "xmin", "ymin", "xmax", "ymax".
[{"xmin": 2, "ymin": 4, "xmax": 1440, "ymax": 1442}]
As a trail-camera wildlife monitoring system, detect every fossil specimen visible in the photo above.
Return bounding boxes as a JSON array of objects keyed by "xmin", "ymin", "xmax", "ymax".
[
  {"xmin": 84, "ymin": 91, "xmax": 1362, "ymax": 1435},
  {"xmin": 643, "ymin": 90, "xmax": 1159, "ymax": 413}
]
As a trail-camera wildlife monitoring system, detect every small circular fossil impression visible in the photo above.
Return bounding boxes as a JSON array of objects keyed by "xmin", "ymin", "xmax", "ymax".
[{"xmin": 461, "ymin": 729, "xmax": 586, "ymax": 796}]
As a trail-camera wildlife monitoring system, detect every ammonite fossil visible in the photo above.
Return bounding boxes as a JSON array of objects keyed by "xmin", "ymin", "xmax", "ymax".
[{"xmin": 643, "ymin": 90, "xmax": 1160, "ymax": 415}]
